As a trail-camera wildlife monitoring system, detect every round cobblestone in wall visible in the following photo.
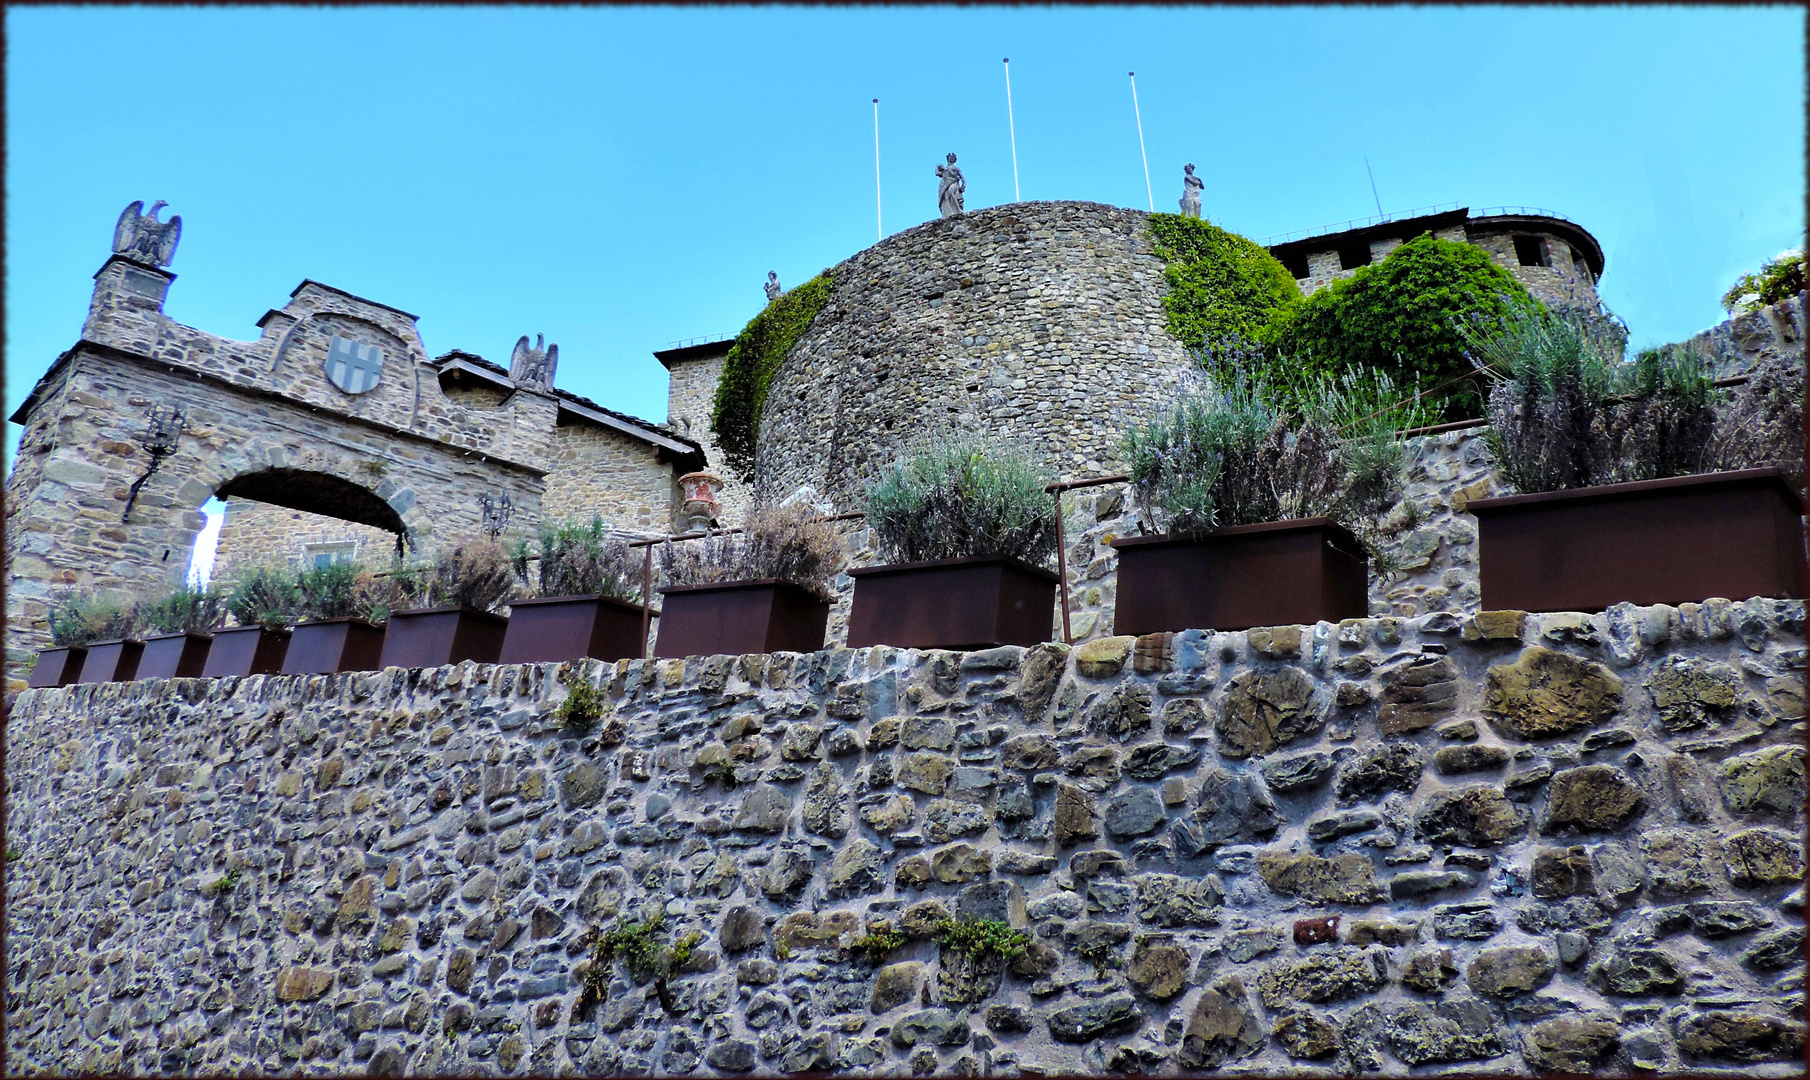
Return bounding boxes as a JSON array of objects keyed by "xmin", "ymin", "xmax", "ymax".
[{"xmin": 754, "ymin": 201, "xmax": 1197, "ymax": 509}]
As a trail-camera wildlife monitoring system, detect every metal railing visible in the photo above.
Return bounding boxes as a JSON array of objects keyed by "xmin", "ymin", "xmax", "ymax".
[
  {"xmin": 1259, "ymin": 202, "xmax": 1461, "ymax": 246},
  {"xmin": 663, "ymin": 334, "xmax": 735, "ymax": 350}
]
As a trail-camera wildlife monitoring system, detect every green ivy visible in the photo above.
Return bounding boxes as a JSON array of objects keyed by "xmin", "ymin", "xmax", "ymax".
[
  {"xmin": 1263, "ymin": 234, "xmax": 1537, "ymax": 421},
  {"xmin": 848, "ymin": 924, "xmax": 911, "ymax": 965},
  {"xmin": 1146, "ymin": 213, "xmax": 1301, "ymax": 354},
  {"xmin": 711, "ymin": 272, "xmax": 835, "ymax": 478},
  {"xmin": 1722, "ymin": 249, "xmax": 1805, "ymax": 313},
  {"xmin": 554, "ymin": 664, "xmax": 604, "ymax": 733}
]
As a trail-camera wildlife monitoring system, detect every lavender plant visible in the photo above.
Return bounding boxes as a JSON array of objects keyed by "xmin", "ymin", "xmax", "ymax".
[
  {"xmin": 427, "ymin": 539, "xmax": 518, "ymax": 613},
  {"xmin": 136, "ymin": 584, "xmax": 226, "ymax": 635},
  {"xmin": 512, "ymin": 516, "xmax": 640, "ymax": 602},
  {"xmin": 862, "ymin": 435, "xmax": 1058, "ymax": 568},
  {"xmin": 46, "ymin": 589, "xmax": 141, "ymax": 646},
  {"xmin": 659, "ymin": 503, "xmax": 844, "ymax": 602}
]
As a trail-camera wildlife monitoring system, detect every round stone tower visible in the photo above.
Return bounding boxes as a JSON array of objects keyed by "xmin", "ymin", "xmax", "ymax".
[{"xmin": 754, "ymin": 201, "xmax": 1197, "ymax": 509}]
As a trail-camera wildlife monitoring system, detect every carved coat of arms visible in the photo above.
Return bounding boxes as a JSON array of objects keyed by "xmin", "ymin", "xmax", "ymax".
[{"xmin": 325, "ymin": 335, "xmax": 385, "ymax": 395}]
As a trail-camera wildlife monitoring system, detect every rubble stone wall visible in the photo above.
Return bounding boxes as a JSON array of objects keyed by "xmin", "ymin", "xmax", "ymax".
[
  {"xmin": 210, "ymin": 500, "xmax": 402, "ymax": 582},
  {"xmin": 8, "ymin": 599, "xmax": 1804, "ymax": 1077}
]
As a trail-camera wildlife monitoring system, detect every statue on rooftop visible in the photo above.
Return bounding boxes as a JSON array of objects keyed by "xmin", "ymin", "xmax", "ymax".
[
  {"xmin": 1179, "ymin": 164, "xmax": 1203, "ymax": 220},
  {"xmin": 510, "ymin": 334, "xmax": 558, "ymax": 390},
  {"xmin": 937, "ymin": 153, "xmax": 965, "ymax": 218},
  {"xmin": 765, "ymin": 271, "xmax": 783, "ymax": 302},
  {"xmin": 112, "ymin": 200, "xmax": 182, "ymax": 267}
]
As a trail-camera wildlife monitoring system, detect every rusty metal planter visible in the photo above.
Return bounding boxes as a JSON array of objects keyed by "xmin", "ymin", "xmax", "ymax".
[
  {"xmin": 655, "ymin": 579, "xmax": 829, "ymax": 658},
  {"xmin": 284, "ymin": 618, "xmax": 387, "ymax": 674},
  {"xmin": 846, "ymin": 555, "xmax": 1059, "ymax": 650},
  {"xmin": 201, "ymin": 626, "xmax": 291, "ymax": 677},
  {"xmin": 137, "ymin": 632, "xmax": 214, "ymax": 680},
  {"xmin": 500, "ymin": 595, "xmax": 649, "ymax": 665},
  {"xmin": 1467, "ymin": 467, "xmax": 1805, "ymax": 613},
  {"xmin": 26, "ymin": 646, "xmax": 88, "ymax": 689},
  {"xmin": 1110, "ymin": 517, "xmax": 1370, "ymax": 635},
  {"xmin": 377, "ymin": 606, "xmax": 507, "ymax": 669},
  {"xmin": 75, "ymin": 638, "xmax": 145, "ymax": 683}
]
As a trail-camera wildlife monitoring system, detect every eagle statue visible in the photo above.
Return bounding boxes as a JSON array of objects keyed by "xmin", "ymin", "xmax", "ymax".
[
  {"xmin": 510, "ymin": 334, "xmax": 558, "ymax": 390},
  {"xmin": 112, "ymin": 200, "xmax": 182, "ymax": 268}
]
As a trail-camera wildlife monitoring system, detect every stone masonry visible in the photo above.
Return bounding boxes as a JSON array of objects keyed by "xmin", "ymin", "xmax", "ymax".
[
  {"xmin": 7, "ymin": 598, "xmax": 1804, "ymax": 1076},
  {"xmin": 752, "ymin": 202, "xmax": 1198, "ymax": 510},
  {"xmin": 210, "ymin": 501, "xmax": 400, "ymax": 582}
]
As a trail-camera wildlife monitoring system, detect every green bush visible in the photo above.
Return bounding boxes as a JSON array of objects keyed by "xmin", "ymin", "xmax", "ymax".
[
  {"xmin": 1263, "ymin": 234, "xmax": 1537, "ymax": 421},
  {"xmin": 137, "ymin": 584, "xmax": 226, "ymax": 635},
  {"xmin": 1722, "ymin": 249, "xmax": 1804, "ymax": 313},
  {"xmin": 1146, "ymin": 214, "xmax": 1300, "ymax": 352},
  {"xmin": 46, "ymin": 589, "xmax": 139, "ymax": 646},
  {"xmin": 863, "ymin": 435, "xmax": 1057, "ymax": 567},
  {"xmin": 1467, "ymin": 306, "xmax": 1723, "ymax": 492},
  {"xmin": 1124, "ymin": 369, "xmax": 1429, "ymax": 556},
  {"xmin": 711, "ymin": 272, "xmax": 834, "ymax": 478},
  {"xmin": 511, "ymin": 516, "xmax": 639, "ymax": 601},
  {"xmin": 296, "ymin": 560, "xmax": 362, "ymax": 621},
  {"xmin": 224, "ymin": 565, "xmax": 302, "ymax": 630}
]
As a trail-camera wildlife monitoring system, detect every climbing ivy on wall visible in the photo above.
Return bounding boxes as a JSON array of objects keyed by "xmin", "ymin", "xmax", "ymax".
[
  {"xmin": 1265, "ymin": 234, "xmax": 1537, "ymax": 420},
  {"xmin": 1145, "ymin": 214, "xmax": 1301, "ymax": 355},
  {"xmin": 710, "ymin": 271, "xmax": 834, "ymax": 479}
]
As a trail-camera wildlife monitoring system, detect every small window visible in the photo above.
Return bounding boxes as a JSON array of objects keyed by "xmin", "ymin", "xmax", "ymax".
[
  {"xmin": 1513, "ymin": 236, "xmax": 1548, "ymax": 267},
  {"xmin": 1337, "ymin": 243, "xmax": 1372, "ymax": 271},
  {"xmin": 1278, "ymin": 251, "xmax": 1311, "ymax": 279},
  {"xmin": 305, "ymin": 542, "xmax": 357, "ymax": 569}
]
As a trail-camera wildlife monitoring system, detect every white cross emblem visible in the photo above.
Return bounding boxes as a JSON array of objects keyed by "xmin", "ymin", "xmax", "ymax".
[{"xmin": 325, "ymin": 335, "xmax": 385, "ymax": 395}]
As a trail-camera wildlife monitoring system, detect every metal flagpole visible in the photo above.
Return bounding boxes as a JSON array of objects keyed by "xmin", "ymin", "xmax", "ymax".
[
  {"xmin": 1004, "ymin": 58, "xmax": 1020, "ymax": 202},
  {"xmin": 1364, "ymin": 155, "xmax": 1384, "ymax": 218},
  {"xmin": 1129, "ymin": 71, "xmax": 1153, "ymax": 212},
  {"xmin": 873, "ymin": 99, "xmax": 883, "ymax": 240}
]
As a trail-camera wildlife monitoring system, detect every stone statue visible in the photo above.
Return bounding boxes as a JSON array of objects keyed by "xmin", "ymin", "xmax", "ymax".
[
  {"xmin": 1179, "ymin": 164, "xmax": 1203, "ymax": 219},
  {"xmin": 936, "ymin": 153, "xmax": 965, "ymax": 218},
  {"xmin": 510, "ymin": 334, "xmax": 558, "ymax": 390},
  {"xmin": 112, "ymin": 200, "xmax": 182, "ymax": 267},
  {"xmin": 764, "ymin": 271, "xmax": 783, "ymax": 302}
]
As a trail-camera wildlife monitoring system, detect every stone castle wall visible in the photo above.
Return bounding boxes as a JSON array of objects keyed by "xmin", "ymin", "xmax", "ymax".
[
  {"xmin": 664, "ymin": 349, "xmax": 754, "ymax": 523},
  {"xmin": 753, "ymin": 202, "xmax": 1197, "ymax": 510},
  {"xmin": 7, "ymin": 599, "xmax": 1804, "ymax": 1076},
  {"xmin": 540, "ymin": 423, "xmax": 678, "ymax": 537}
]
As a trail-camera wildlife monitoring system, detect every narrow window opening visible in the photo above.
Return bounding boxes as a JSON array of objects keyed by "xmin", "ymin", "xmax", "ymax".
[
  {"xmin": 1278, "ymin": 251, "xmax": 1311, "ymax": 279},
  {"xmin": 1337, "ymin": 243, "xmax": 1371, "ymax": 271},
  {"xmin": 1513, "ymin": 235, "xmax": 1548, "ymax": 267}
]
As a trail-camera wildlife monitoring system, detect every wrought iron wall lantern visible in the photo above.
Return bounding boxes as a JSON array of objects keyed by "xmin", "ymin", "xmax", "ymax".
[
  {"xmin": 121, "ymin": 404, "xmax": 187, "ymax": 522},
  {"xmin": 479, "ymin": 490, "xmax": 513, "ymax": 539}
]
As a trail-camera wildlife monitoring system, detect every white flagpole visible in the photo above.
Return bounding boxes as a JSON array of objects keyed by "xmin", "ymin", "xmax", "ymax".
[
  {"xmin": 1004, "ymin": 58, "xmax": 1020, "ymax": 202},
  {"xmin": 873, "ymin": 99, "xmax": 883, "ymax": 240},
  {"xmin": 1129, "ymin": 71, "xmax": 1153, "ymax": 212}
]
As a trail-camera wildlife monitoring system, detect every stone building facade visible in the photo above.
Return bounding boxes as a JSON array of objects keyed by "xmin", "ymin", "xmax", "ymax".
[
  {"xmin": 1266, "ymin": 207, "xmax": 1605, "ymax": 310},
  {"xmin": 211, "ymin": 501, "xmax": 400, "ymax": 582},
  {"xmin": 750, "ymin": 202, "xmax": 1199, "ymax": 511},
  {"xmin": 4, "ymin": 219, "xmax": 702, "ymax": 667},
  {"xmin": 7, "ymin": 598, "xmax": 1804, "ymax": 1075}
]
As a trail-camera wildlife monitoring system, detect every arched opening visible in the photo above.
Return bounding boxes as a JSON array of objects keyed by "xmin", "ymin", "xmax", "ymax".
[{"xmin": 195, "ymin": 467, "xmax": 409, "ymax": 583}]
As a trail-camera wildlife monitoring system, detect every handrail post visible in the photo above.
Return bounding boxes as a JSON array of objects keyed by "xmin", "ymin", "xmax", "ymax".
[
  {"xmin": 1051, "ymin": 486, "xmax": 1072, "ymax": 645},
  {"xmin": 641, "ymin": 544, "xmax": 654, "ymax": 661}
]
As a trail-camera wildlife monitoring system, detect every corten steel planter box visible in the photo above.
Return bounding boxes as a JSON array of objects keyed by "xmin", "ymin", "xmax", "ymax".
[
  {"xmin": 1110, "ymin": 517, "xmax": 1370, "ymax": 635},
  {"xmin": 26, "ymin": 646, "xmax": 87, "ymax": 689},
  {"xmin": 137, "ymin": 632, "xmax": 214, "ymax": 680},
  {"xmin": 1467, "ymin": 467, "xmax": 1806, "ymax": 613},
  {"xmin": 499, "ymin": 595, "xmax": 650, "ymax": 665},
  {"xmin": 846, "ymin": 556, "xmax": 1059, "ymax": 650},
  {"xmin": 75, "ymin": 638, "xmax": 145, "ymax": 683},
  {"xmin": 201, "ymin": 627, "xmax": 292, "ymax": 677},
  {"xmin": 655, "ymin": 579, "xmax": 829, "ymax": 658},
  {"xmin": 378, "ymin": 606, "xmax": 508, "ymax": 669},
  {"xmin": 283, "ymin": 618, "xmax": 387, "ymax": 674}
]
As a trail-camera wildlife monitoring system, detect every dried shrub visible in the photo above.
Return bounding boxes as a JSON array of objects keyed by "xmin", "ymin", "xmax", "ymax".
[
  {"xmin": 427, "ymin": 539, "xmax": 517, "ymax": 613},
  {"xmin": 1708, "ymin": 355, "xmax": 1805, "ymax": 489},
  {"xmin": 136, "ymin": 584, "xmax": 226, "ymax": 635},
  {"xmin": 223, "ymin": 564, "xmax": 302, "ymax": 630},
  {"xmin": 513, "ymin": 516, "xmax": 640, "ymax": 601},
  {"xmin": 863, "ymin": 435, "xmax": 1057, "ymax": 567},
  {"xmin": 659, "ymin": 503, "xmax": 844, "ymax": 602},
  {"xmin": 46, "ymin": 588, "xmax": 140, "ymax": 646},
  {"xmin": 1468, "ymin": 306, "xmax": 1724, "ymax": 493},
  {"xmin": 1125, "ymin": 368, "xmax": 1428, "ymax": 556},
  {"xmin": 349, "ymin": 560, "xmax": 431, "ymax": 624}
]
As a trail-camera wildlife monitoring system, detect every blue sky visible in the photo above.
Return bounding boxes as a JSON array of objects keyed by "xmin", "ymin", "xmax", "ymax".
[{"xmin": 7, "ymin": 5, "xmax": 1805, "ymax": 463}]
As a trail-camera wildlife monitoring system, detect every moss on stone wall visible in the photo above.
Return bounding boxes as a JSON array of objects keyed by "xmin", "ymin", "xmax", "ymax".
[
  {"xmin": 711, "ymin": 272, "xmax": 834, "ymax": 479},
  {"xmin": 1145, "ymin": 214, "xmax": 1300, "ymax": 353}
]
